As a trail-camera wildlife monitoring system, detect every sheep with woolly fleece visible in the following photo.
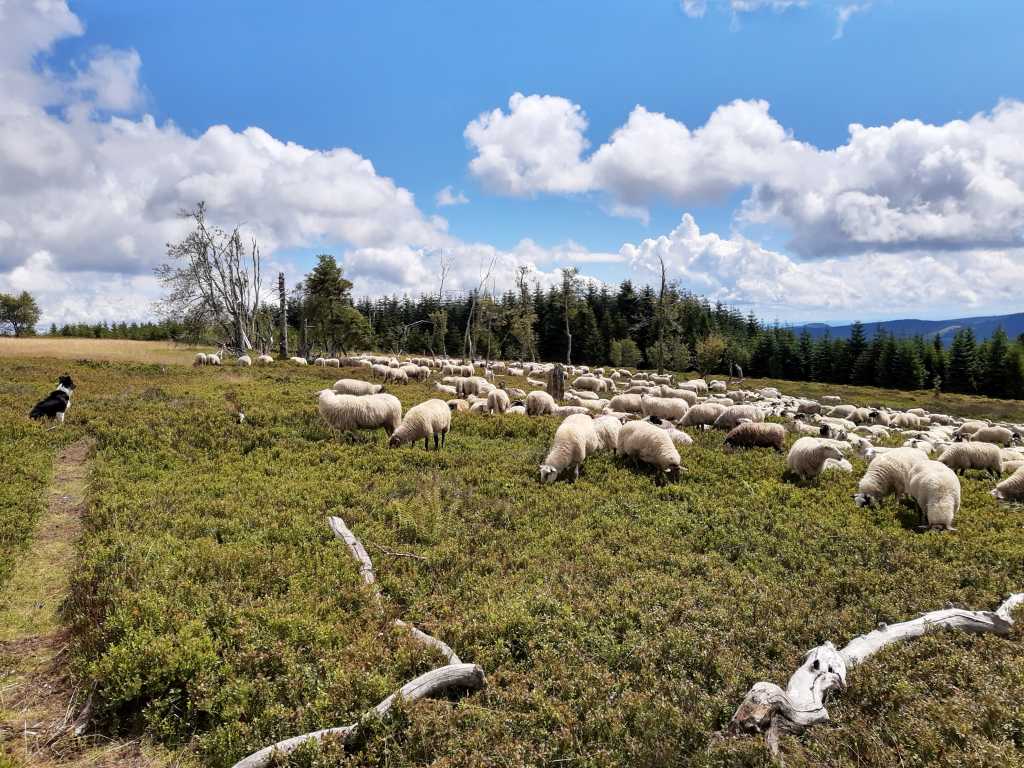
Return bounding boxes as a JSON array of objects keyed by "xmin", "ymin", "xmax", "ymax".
[
  {"xmin": 795, "ymin": 400, "xmax": 821, "ymax": 415},
  {"xmin": 526, "ymin": 390, "xmax": 556, "ymax": 416},
  {"xmin": 487, "ymin": 388, "xmax": 511, "ymax": 414},
  {"xmin": 194, "ymin": 353, "xmax": 208, "ymax": 366},
  {"xmin": 509, "ymin": 404, "xmax": 527, "ymax": 415},
  {"xmin": 854, "ymin": 447, "xmax": 930, "ymax": 507},
  {"xmin": 713, "ymin": 405, "xmax": 764, "ymax": 430},
  {"xmin": 955, "ymin": 419, "xmax": 990, "ymax": 438},
  {"xmin": 506, "ymin": 387, "xmax": 526, "ymax": 400},
  {"xmin": 566, "ymin": 395, "xmax": 608, "ymax": 413},
  {"xmin": 659, "ymin": 386, "xmax": 698, "ymax": 405},
  {"xmin": 388, "ymin": 398, "xmax": 451, "ymax": 450},
  {"xmin": 384, "ymin": 367, "xmax": 409, "ymax": 385},
  {"xmin": 725, "ymin": 421, "xmax": 786, "ymax": 452},
  {"xmin": 205, "ymin": 353, "xmax": 221, "ymax": 365},
  {"xmin": 866, "ymin": 410, "xmax": 891, "ymax": 427},
  {"xmin": 651, "ymin": 374, "xmax": 673, "ymax": 386},
  {"xmin": 786, "ymin": 437, "xmax": 847, "ymax": 480},
  {"xmin": 1001, "ymin": 448, "xmax": 1024, "ymax": 463},
  {"xmin": 823, "ymin": 457, "xmax": 853, "ymax": 473},
  {"xmin": 333, "ymin": 378, "xmax": 384, "ymax": 396},
  {"xmin": 527, "ymin": 377, "xmax": 546, "ymax": 389},
  {"xmin": 616, "ymin": 420, "xmax": 682, "ymax": 485},
  {"xmin": 508, "ymin": 366, "xmax": 524, "ymax": 376},
  {"xmin": 447, "ymin": 399, "xmax": 469, "ymax": 412},
  {"xmin": 992, "ymin": 466, "xmax": 1024, "ymax": 501},
  {"xmin": 569, "ymin": 389, "xmax": 600, "ymax": 400},
  {"xmin": 608, "ymin": 394, "xmax": 644, "ymax": 414},
  {"xmin": 314, "ymin": 357, "xmax": 326, "ymax": 367},
  {"xmin": 317, "ymin": 390, "xmax": 402, "ymax": 436},
  {"xmin": 572, "ymin": 375, "xmax": 606, "ymax": 393},
  {"xmin": 939, "ymin": 442, "xmax": 1002, "ymax": 477},
  {"xmin": 680, "ymin": 379, "xmax": 709, "ymax": 395},
  {"xmin": 290, "ymin": 356, "xmax": 308, "ymax": 366},
  {"xmin": 593, "ymin": 415, "xmax": 624, "ymax": 452},
  {"xmin": 709, "ymin": 380, "xmax": 727, "ymax": 393},
  {"xmin": 640, "ymin": 394, "xmax": 689, "ymax": 422},
  {"xmin": 257, "ymin": 354, "xmax": 274, "ymax": 365},
  {"xmin": 906, "ymin": 460, "xmax": 961, "ymax": 531},
  {"xmin": 553, "ymin": 405, "xmax": 591, "ymax": 417},
  {"xmin": 236, "ymin": 355, "xmax": 252, "ymax": 367},
  {"xmin": 971, "ymin": 426, "xmax": 1016, "ymax": 446},
  {"xmin": 892, "ymin": 412, "xmax": 929, "ymax": 429},
  {"xmin": 821, "ymin": 395, "xmax": 842, "ymax": 405},
  {"xmin": 539, "ymin": 413, "xmax": 599, "ymax": 483},
  {"xmin": 644, "ymin": 416, "xmax": 694, "ymax": 447},
  {"xmin": 681, "ymin": 401, "xmax": 727, "ymax": 429},
  {"xmin": 828, "ymin": 404, "xmax": 857, "ymax": 419},
  {"xmin": 434, "ymin": 382, "xmax": 457, "ymax": 396}
]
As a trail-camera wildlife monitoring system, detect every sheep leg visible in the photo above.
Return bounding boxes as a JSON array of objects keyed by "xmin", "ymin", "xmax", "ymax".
[
  {"xmin": 442, "ymin": 430, "xmax": 447, "ymax": 449},
  {"xmin": 424, "ymin": 436, "xmax": 430, "ymax": 451},
  {"xmin": 433, "ymin": 433, "xmax": 440, "ymax": 451}
]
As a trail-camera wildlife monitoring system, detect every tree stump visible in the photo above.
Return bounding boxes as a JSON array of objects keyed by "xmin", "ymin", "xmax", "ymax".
[{"xmin": 548, "ymin": 363, "xmax": 566, "ymax": 401}]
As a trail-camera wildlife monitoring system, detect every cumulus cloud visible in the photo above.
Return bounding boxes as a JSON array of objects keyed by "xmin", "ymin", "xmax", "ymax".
[
  {"xmin": 68, "ymin": 47, "xmax": 143, "ymax": 112},
  {"xmin": 834, "ymin": 3, "xmax": 870, "ymax": 38},
  {"xmin": 436, "ymin": 185, "xmax": 469, "ymax": 207}
]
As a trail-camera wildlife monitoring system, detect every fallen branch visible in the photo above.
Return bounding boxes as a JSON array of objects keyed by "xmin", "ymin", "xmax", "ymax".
[
  {"xmin": 231, "ymin": 663, "xmax": 485, "ymax": 768},
  {"xmin": 395, "ymin": 619, "xmax": 461, "ymax": 665},
  {"xmin": 729, "ymin": 593, "xmax": 1024, "ymax": 757},
  {"xmin": 367, "ymin": 540, "xmax": 428, "ymax": 562}
]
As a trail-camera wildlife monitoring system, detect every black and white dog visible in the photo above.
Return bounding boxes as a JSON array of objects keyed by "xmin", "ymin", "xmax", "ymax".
[{"xmin": 29, "ymin": 374, "xmax": 76, "ymax": 426}]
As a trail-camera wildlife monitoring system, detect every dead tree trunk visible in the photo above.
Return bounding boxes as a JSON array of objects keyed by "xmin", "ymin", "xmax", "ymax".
[
  {"xmin": 277, "ymin": 272, "xmax": 288, "ymax": 359},
  {"xmin": 548, "ymin": 363, "xmax": 566, "ymax": 401}
]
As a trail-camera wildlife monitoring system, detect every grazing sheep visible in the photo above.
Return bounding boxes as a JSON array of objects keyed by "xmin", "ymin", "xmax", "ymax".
[
  {"xmin": 592, "ymin": 415, "xmax": 623, "ymax": 452},
  {"xmin": 553, "ymin": 405, "xmax": 591, "ymax": 417},
  {"xmin": 821, "ymin": 395, "xmax": 842, "ymax": 405},
  {"xmin": 447, "ymin": 398, "xmax": 470, "ymax": 412},
  {"xmin": 565, "ymin": 395, "xmax": 608, "ymax": 413},
  {"xmin": 526, "ymin": 390, "xmax": 556, "ymax": 416},
  {"xmin": 939, "ymin": 442, "xmax": 1002, "ymax": 478},
  {"xmin": 325, "ymin": 358, "xmax": 341, "ymax": 368},
  {"xmin": 829, "ymin": 404, "xmax": 858, "ymax": 419},
  {"xmin": 713, "ymin": 405, "xmax": 765, "ymax": 430},
  {"xmin": 892, "ymin": 413, "xmax": 929, "ymax": 429},
  {"xmin": 725, "ymin": 422, "xmax": 786, "ymax": 452},
  {"xmin": 866, "ymin": 410, "xmax": 891, "ymax": 427},
  {"xmin": 317, "ymin": 391, "xmax": 402, "ymax": 436},
  {"xmin": 709, "ymin": 380, "xmax": 727, "ymax": 394},
  {"xmin": 257, "ymin": 354, "xmax": 274, "ymax": 365},
  {"xmin": 854, "ymin": 447, "xmax": 930, "ymax": 507},
  {"xmin": 992, "ymin": 466, "xmax": 1024, "ymax": 501},
  {"xmin": 539, "ymin": 414, "xmax": 600, "ymax": 483},
  {"xmin": 236, "ymin": 355, "xmax": 252, "ymax": 367},
  {"xmin": 616, "ymin": 420, "xmax": 682, "ymax": 485},
  {"xmin": 333, "ymin": 378, "xmax": 384, "ymax": 396},
  {"xmin": 971, "ymin": 426, "xmax": 1016, "ymax": 446},
  {"xmin": 384, "ymin": 367, "xmax": 409, "ymax": 385},
  {"xmin": 194, "ymin": 353, "xmax": 207, "ymax": 366},
  {"xmin": 487, "ymin": 389, "xmax": 511, "ymax": 414},
  {"xmin": 508, "ymin": 404, "xmax": 527, "ymax": 415},
  {"xmin": 644, "ymin": 415, "xmax": 694, "ymax": 447},
  {"xmin": 290, "ymin": 356, "xmax": 308, "ymax": 366},
  {"xmin": 569, "ymin": 389, "xmax": 600, "ymax": 400},
  {"xmin": 608, "ymin": 394, "xmax": 644, "ymax": 414},
  {"xmin": 786, "ymin": 437, "xmax": 846, "ymax": 480},
  {"xmin": 572, "ymin": 375, "xmax": 606, "ymax": 393},
  {"xmin": 389, "ymin": 398, "xmax": 451, "ymax": 450},
  {"xmin": 207, "ymin": 353, "xmax": 222, "ymax": 366},
  {"xmin": 641, "ymin": 394, "xmax": 689, "ymax": 422},
  {"xmin": 315, "ymin": 357, "xmax": 327, "ymax": 367},
  {"xmin": 681, "ymin": 378, "xmax": 709, "ymax": 395},
  {"xmin": 823, "ymin": 457, "xmax": 853, "ymax": 473},
  {"xmin": 434, "ymin": 382, "xmax": 457, "ymax": 396},
  {"xmin": 907, "ymin": 460, "xmax": 961, "ymax": 531},
  {"xmin": 1003, "ymin": 460, "xmax": 1024, "ymax": 476},
  {"xmin": 659, "ymin": 386, "xmax": 699, "ymax": 405},
  {"xmin": 680, "ymin": 401, "xmax": 727, "ymax": 429},
  {"xmin": 955, "ymin": 420, "xmax": 989, "ymax": 438},
  {"xmin": 527, "ymin": 376, "xmax": 546, "ymax": 389}
]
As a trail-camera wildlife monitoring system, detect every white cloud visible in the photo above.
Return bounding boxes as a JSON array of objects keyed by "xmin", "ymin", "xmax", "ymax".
[
  {"xmin": 682, "ymin": 0, "xmax": 808, "ymax": 18},
  {"xmin": 436, "ymin": 185, "xmax": 469, "ymax": 207},
  {"xmin": 834, "ymin": 3, "xmax": 870, "ymax": 39},
  {"xmin": 68, "ymin": 47, "xmax": 143, "ymax": 112}
]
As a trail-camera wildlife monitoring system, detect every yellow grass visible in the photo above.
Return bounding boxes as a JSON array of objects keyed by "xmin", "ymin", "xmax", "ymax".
[{"xmin": 0, "ymin": 338, "xmax": 211, "ymax": 366}]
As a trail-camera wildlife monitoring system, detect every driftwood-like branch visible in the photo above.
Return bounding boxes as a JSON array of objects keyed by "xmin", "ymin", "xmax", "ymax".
[
  {"xmin": 729, "ymin": 593, "xmax": 1024, "ymax": 755},
  {"xmin": 367, "ymin": 540, "xmax": 428, "ymax": 562},
  {"xmin": 231, "ymin": 663, "xmax": 485, "ymax": 768},
  {"xmin": 395, "ymin": 619, "xmax": 461, "ymax": 665}
]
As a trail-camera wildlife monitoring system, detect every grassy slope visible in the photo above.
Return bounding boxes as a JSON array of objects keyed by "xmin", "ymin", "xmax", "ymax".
[
  {"xmin": 0, "ymin": 337, "xmax": 211, "ymax": 366},
  {"xmin": 1, "ymin": 355, "xmax": 1023, "ymax": 767}
]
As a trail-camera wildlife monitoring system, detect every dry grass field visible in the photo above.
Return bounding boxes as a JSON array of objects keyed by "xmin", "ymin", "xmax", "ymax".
[{"xmin": 0, "ymin": 338, "xmax": 211, "ymax": 367}]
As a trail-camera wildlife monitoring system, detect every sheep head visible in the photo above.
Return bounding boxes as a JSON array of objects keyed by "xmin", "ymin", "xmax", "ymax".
[
  {"xmin": 538, "ymin": 464, "xmax": 559, "ymax": 484},
  {"xmin": 853, "ymin": 492, "xmax": 877, "ymax": 508}
]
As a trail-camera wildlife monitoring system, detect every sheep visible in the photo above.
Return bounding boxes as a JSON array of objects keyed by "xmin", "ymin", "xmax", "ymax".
[
  {"xmin": 906, "ymin": 460, "xmax": 961, "ymax": 531},
  {"xmin": 566, "ymin": 395, "xmax": 608, "ymax": 413},
  {"xmin": 592, "ymin": 415, "xmax": 623, "ymax": 452},
  {"xmin": 786, "ymin": 437, "xmax": 847, "ymax": 480},
  {"xmin": 680, "ymin": 401, "xmax": 727, "ymax": 429},
  {"xmin": 447, "ymin": 398, "xmax": 470, "ymax": 412},
  {"xmin": 290, "ymin": 356, "xmax": 308, "ymax": 366},
  {"xmin": 207, "ymin": 353, "xmax": 222, "ymax": 366},
  {"xmin": 659, "ymin": 386, "xmax": 699, "ymax": 405},
  {"xmin": 325, "ymin": 358, "xmax": 341, "ymax": 368},
  {"xmin": 829, "ymin": 404, "xmax": 857, "ymax": 419},
  {"xmin": 608, "ymin": 394, "xmax": 644, "ymax": 414},
  {"xmin": 434, "ymin": 382, "xmax": 457, "ymax": 396},
  {"xmin": 854, "ymin": 447, "xmax": 930, "ymax": 507},
  {"xmin": 640, "ymin": 394, "xmax": 689, "ymax": 422},
  {"xmin": 709, "ymin": 380, "xmax": 727, "ymax": 394},
  {"xmin": 384, "ymin": 367, "xmax": 409, "ymax": 385},
  {"xmin": 713, "ymin": 405, "xmax": 764, "ymax": 431},
  {"xmin": 553, "ymin": 405, "xmax": 592, "ymax": 417},
  {"xmin": 527, "ymin": 376, "xmax": 546, "ymax": 389},
  {"xmin": 333, "ymin": 378, "xmax": 384, "ymax": 396},
  {"xmin": 956, "ymin": 420, "xmax": 990, "ymax": 438},
  {"xmin": 892, "ymin": 413, "xmax": 929, "ymax": 429},
  {"xmin": 508, "ymin": 404, "xmax": 527, "ymax": 416},
  {"xmin": 644, "ymin": 415, "xmax": 694, "ymax": 447},
  {"xmin": 681, "ymin": 378, "xmax": 709, "ymax": 395},
  {"xmin": 569, "ymin": 389, "xmax": 600, "ymax": 401},
  {"xmin": 236, "ymin": 355, "xmax": 252, "ymax": 367},
  {"xmin": 992, "ymin": 466, "xmax": 1024, "ymax": 501},
  {"xmin": 315, "ymin": 357, "xmax": 327, "ymax": 367},
  {"xmin": 572, "ymin": 375, "xmax": 606, "ymax": 393},
  {"xmin": 971, "ymin": 426, "xmax": 1016, "ymax": 446},
  {"xmin": 725, "ymin": 422, "xmax": 786, "ymax": 452},
  {"xmin": 823, "ymin": 457, "xmax": 853, "ymax": 473},
  {"xmin": 506, "ymin": 387, "xmax": 527, "ymax": 400},
  {"xmin": 526, "ymin": 390, "xmax": 556, "ymax": 416},
  {"xmin": 257, "ymin": 354, "xmax": 274, "ymax": 365},
  {"xmin": 616, "ymin": 420, "xmax": 682, "ymax": 485},
  {"xmin": 194, "ymin": 353, "xmax": 208, "ymax": 366},
  {"xmin": 539, "ymin": 414, "xmax": 599, "ymax": 483},
  {"xmin": 938, "ymin": 442, "xmax": 1002, "ymax": 478},
  {"xmin": 388, "ymin": 398, "xmax": 451, "ymax": 450},
  {"xmin": 487, "ymin": 389, "xmax": 511, "ymax": 414},
  {"xmin": 866, "ymin": 410, "xmax": 891, "ymax": 427},
  {"xmin": 317, "ymin": 391, "xmax": 402, "ymax": 436},
  {"xmin": 821, "ymin": 395, "xmax": 842, "ymax": 405}
]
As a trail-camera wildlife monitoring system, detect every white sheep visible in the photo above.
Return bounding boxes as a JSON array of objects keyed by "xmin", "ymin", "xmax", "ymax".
[
  {"xmin": 447, "ymin": 398, "xmax": 470, "ymax": 412},
  {"xmin": 389, "ymin": 398, "xmax": 451, "ymax": 450},
  {"xmin": 616, "ymin": 420, "xmax": 682, "ymax": 485},
  {"xmin": 608, "ymin": 394, "xmax": 644, "ymax": 414},
  {"xmin": 641, "ymin": 394, "xmax": 689, "ymax": 422},
  {"xmin": 317, "ymin": 390, "xmax": 402, "ymax": 436},
  {"xmin": 257, "ymin": 354, "xmax": 274, "ymax": 365},
  {"xmin": 904, "ymin": 460, "xmax": 961, "ymax": 531},
  {"xmin": 992, "ymin": 466, "xmax": 1024, "ymax": 501},
  {"xmin": 971, "ymin": 426, "xmax": 1016, "ymax": 446},
  {"xmin": 237, "ymin": 354, "xmax": 252, "ymax": 367},
  {"xmin": 539, "ymin": 413, "xmax": 600, "ymax": 483},
  {"xmin": 658, "ymin": 386, "xmax": 698, "ymax": 405},
  {"xmin": 290, "ymin": 356, "xmax": 308, "ymax": 366},
  {"xmin": 315, "ymin": 357, "xmax": 327, "ymax": 367},
  {"xmin": 592, "ymin": 415, "xmax": 623, "ymax": 452},
  {"xmin": 939, "ymin": 442, "xmax": 1002, "ymax": 477},
  {"xmin": 487, "ymin": 389, "xmax": 511, "ymax": 414},
  {"xmin": 713, "ymin": 405, "xmax": 764, "ymax": 430},
  {"xmin": 527, "ymin": 376, "xmax": 547, "ymax": 389},
  {"xmin": 854, "ymin": 447, "xmax": 929, "ymax": 508},
  {"xmin": 680, "ymin": 401, "xmax": 727, "ymax": 429},
  {"xmin": 823, "ymin": 457, "xmax": 853, "ymax": 473},
  {"xmin": 207, "ymin": 353, "xmax": 222, "ymax": 366},
  {"xmin": 194, "ymin": 353, "xmax": 208, "ymax": 366},
  {"xmin": 325, "ymin": 358, "xmax": 341, "ymax": 368},
  {"xmin": 572, "ymin": 375, "xmax": 606, "ymax": 393},
  {"xmin": 786, "ymin": 437, "xmax": 847, "ymax": 481},
  {"xmin": 526, "ymin": 390, "xmax": 556, "ymax": 416},
  {"xmin": 434, "ymin": 382, "xmax": 457, "ymax": 396},
  {"xmin": 333, "ymin": 378, "xmax": 384, "ymax": 396}
]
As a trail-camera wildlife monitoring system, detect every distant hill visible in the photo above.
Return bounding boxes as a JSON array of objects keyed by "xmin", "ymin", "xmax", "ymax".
[{"xmin": 794, "ymin": 312, "xmax": 1024, "ymax": 346}]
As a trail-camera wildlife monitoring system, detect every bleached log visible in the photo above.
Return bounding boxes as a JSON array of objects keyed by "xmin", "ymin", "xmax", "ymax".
[
  {"xmin": 231, "ymin": 663, "xmax": 485, "ymax": 768},
  {"xmin": 729, "ymin": 593, "xmax": 1024, "ymax": 754},
  {"xmin": 394, "ymin": 618, "xmax": 461, "ymax": 665}
]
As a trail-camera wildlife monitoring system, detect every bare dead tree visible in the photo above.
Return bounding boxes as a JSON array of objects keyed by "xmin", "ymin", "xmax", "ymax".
[
  {"xmin": 561, "ymin": 267, "xmax": 579, "ymax": 365},
  {"xmin": 462, "ymin": 253, "xmax": 497, "ymax": 361},
  {"xmin": 278, "ymin": 272, "xmax": 288, "ymax": 358}
]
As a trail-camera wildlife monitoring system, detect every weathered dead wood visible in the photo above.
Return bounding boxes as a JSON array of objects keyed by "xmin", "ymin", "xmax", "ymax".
[
  {"xmin": 231, "ymin": 663, "xmax": 485, "ymax": 768},
  {"xmin": 729, "ymin": 593, "xmax": 1024, "ymax": 757},
  {"xmin": 394, "ymin": 619, "xmax": 461, "ymax": 665}
]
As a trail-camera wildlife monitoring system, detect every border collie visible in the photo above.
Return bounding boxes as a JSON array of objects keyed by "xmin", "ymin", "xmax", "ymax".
[{"xmin": 29, "ymin": 374, "xmax": 76, "ymax": 426}]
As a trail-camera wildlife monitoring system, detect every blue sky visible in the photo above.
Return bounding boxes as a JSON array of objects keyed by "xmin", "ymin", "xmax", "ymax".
[{"xmin": 2, "ymin": 1, "xmax": 1024, "ymax": 325}]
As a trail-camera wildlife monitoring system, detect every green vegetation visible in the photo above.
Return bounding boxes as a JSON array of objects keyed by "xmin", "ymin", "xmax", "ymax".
[{"xmin": 1, "ymin": 354, "xmax": 1023, "ymax": 767}]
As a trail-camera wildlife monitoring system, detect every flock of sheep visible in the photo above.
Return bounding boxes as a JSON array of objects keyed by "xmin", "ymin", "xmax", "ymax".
[{"xmin": 199, "ymin": 351, "xmax": 1024, "ymax": 531}]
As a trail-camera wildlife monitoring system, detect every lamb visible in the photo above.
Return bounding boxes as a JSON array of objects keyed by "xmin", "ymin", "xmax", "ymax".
[
  {"xmin": 592, "ymin": 415, "xmax": 623, "ymax": 452},
  {"xmin": 236, "ymin": 355, "xmax": 252, "ymax": 367},
  {"xmin": 194, "ymin": 353, "xmax": 208, "ymax": 366},
  {"xmin": 388, "ymin": 399, "xmax": 451, "ymax": 450},
  {"xmin": 616, "ymin": 420, "xmax": 682, "ymax": 485},
  {"xmin": 526, "ymin": 390, "xmax": 556, "ymax": 416},
  {"xmin": 487, "ymin": 389, "xmax": 511, "ymax": 414},
  {"xmin": 257, "ymin": 354, "xmax": 274, "ymax": 365},
  {"xmin": 640, "ymin": 394, "xmax": 689, "ymax": 422},
  {"xmin": 971, "ymin": 426, "xmax": 1016, "ymax": 446},
  {"xmin": 680, "ymin": 401, "xmax": 727, "ymax": 429},
  {"xmin": 786, "ymin": 437, "xmax": 847, "ymax": 481},
  {"xmin": 938, "ymin": 441, "xmax": 1002, "ymax": 478},
  {"xmin": 906, "ymin": 460, "xmax": 961, "ymax": 531},
  {"xmin": 992, "ymin": 466, "xmax": 1024, "ymax": 501},
  {"xmin": 854, "ymin": 447, "xmax": 930, "ymax": 507},
  {"xmin": 724, "ymin": 421, "xmax": 786, "ymax": 452},
  {"xmin": 317, "ymin": 391, "xmax": 402, "ymax": 436},
  {"xmin": 333, "ymin": 378, "xmax": 384, "ymax": 396},
  {"xmin": 539, "ymin": 414, "xmax": 599, "ymax": 483},
  {"xmin": 608, "ymin": 394, "xmax": 644, "ymax": 414},
  {"xmin": 713, "ymin": 405, "xmax": 764, "ymax": 430}
]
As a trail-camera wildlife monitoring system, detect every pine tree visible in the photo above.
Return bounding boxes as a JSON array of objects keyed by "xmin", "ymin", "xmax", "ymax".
[{"xmin": 947, "ymin": 328, "xmax": 979, "ymax": 392}]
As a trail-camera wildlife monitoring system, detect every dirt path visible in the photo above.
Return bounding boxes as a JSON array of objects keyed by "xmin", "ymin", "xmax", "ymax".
[{"xmin": 0, "ymin": 439, "xmax": 171, "ymax": 767}]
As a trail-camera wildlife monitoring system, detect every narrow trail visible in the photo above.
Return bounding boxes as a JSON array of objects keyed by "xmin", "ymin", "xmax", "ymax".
[{"xmin": 0, "ymin": 438, "xmax": 166, "ymax": 767}]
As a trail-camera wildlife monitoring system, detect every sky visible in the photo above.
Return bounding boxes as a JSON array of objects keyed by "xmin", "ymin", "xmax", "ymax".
[{"xmin": 1, "ymin": 0, "xmax": 1023, "ymax": 327}]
